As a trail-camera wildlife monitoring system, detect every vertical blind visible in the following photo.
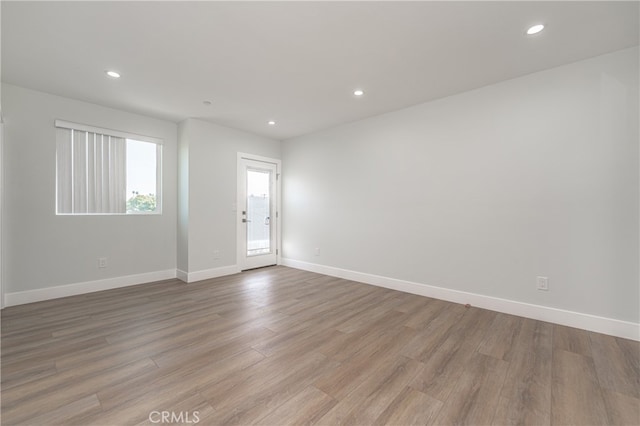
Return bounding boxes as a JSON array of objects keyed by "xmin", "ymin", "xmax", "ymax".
[{"xmin": 56, "ymin": 127, "xmax": 126, "ymax": 214}]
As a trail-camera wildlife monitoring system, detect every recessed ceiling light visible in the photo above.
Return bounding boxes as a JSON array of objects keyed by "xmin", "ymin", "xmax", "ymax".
[
  {"xmin": 353, "ymin": 89, "xmax": 365, "ymax": 96},
  {"xmin": 526, "ymin": 24, "xmax": 545, "ymax": 35},
  {"xmin": 105, "ymin": 70, "xmax": 121, "ymax": 78},
  {"xmin": 203, "ymin": 100, "xmax": 212, "ymax": 106},
  {"xmin": 268, "ymin": 120, "xmax": 276, "ymax": 126}
]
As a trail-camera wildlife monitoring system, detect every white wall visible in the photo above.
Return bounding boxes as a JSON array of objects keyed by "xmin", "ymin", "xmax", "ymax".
[
  {"xmin": 282, "ymin": 47, "xmax": 639, "ymax": 325},
  {"xmin": 1, "ymin": 86, "xmax": 280, "ymax": 299},
  {"xmin": 2, "ymin": 83, "xmax": 178, "ymax": 296},
  {"xmin": 177, "ymin": 120, "xmax": 190, "ymax": 274},
  {"xmin": 178, "ymin": 118, "xmax": 281, "ymax": 279},
  {"xmin": 0, "ymin": 3, "xmax": 4, "ymax": 308}
]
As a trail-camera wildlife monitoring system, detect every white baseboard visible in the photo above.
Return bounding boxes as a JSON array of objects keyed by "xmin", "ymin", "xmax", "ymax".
[
  {"xmin": 281, "ymin": 258, "xmax": 640, "ymax": 341},
  {"xmin": 4, "ymin": 269, "xmax": 177, "ymax": 307},
  {"xmin": 176, "ymin": 269, "xmax": 189, "ymax": 282},
  {"xmin": 5, "ymin": 264, "xmax": 241, "ymax": 307},
  {"xmin": 183, "ymin": 265, "xmax": 240, "ymax": 283}
]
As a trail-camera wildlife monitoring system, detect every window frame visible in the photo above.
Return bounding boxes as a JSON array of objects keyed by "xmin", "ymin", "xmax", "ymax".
[{"xmin": 54, "ymin": 120, "xmax": 163, "ymax": 216}]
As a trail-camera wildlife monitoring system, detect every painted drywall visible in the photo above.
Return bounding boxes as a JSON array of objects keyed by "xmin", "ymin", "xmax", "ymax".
[
  {"xmin": 282, "ymin": 47, "xmax": 639, "ymax": 324},
  {"xmin": 178, "ymin": 118, "xmax": 281, "ymax": 275},
  {"xmin": 2, "ymin": 83, "xmax": 178, "ymax": 293},
  {"xmin": 0, "ymin": 3, "xmax": 4, "ymax": 308},
  {"xmin": 177, "ymin": 120, "xmax": 190, "ymax": 274}
]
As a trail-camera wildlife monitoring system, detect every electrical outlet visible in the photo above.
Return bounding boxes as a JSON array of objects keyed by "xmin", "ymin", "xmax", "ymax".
[
  {"xmin": 98, "ymin": 257, "xmax": 107, "ymax": 268},
  {"xmin": 213, "ymin": 250, "xmax": 220, "ymax": 260},
  {"xmin": 314, "ymin": 248, "xmax": 320, "ymax": 256},
  {"xmin": 536, "ymin": 276, "xmax": 549, "ymax": 291}
]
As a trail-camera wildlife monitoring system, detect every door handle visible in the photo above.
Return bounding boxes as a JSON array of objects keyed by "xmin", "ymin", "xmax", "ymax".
[{"xmin": 242, "ymin": 218, "xmax": 252, "ymax": 223}]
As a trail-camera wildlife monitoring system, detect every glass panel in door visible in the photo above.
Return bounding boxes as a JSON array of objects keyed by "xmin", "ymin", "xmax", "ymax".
[{"xmin": 246, "ymin": 169, "xmax": 271, "ymax": 256}]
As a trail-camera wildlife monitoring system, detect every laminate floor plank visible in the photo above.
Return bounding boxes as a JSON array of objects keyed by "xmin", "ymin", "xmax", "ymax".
[
  {"xmin": 1, "ymin": 330, "xmax": 53, "ymax": 352},
  {"xmin": 477, "ymin": 313, "xmax": 524, "ymax": 361},
  {"xmin": 616, "ymin": 337, "xmax": 640, "ymax": 368},
  {"xmin": 553, "ymin": 324, "xmax": 593, "ymax": 357},
  {"xmin": 494, "ymin": 319, "xmax": 553, "ymax": 425},
  {"xmin": 97, "ymin": 349, "xmax": 265, "ymax": 412},
  {"xmin": 198, "ymin": 349, "xmax": 329, "ymax": 408},
  {"xmin": 214, "ymin": 365, "xmax": 337, "ymax": 425},
  {"xmin": 4, "ymin": 356, "xmax": 157, "ymax": 409},
  {"xmin": 374, "ymin": 387, "xmax": 443, "ymax": 426},
  {"xmin": 255, "ymin": 385, "xmax": 337, "ymax": 426},
  {"xmin": 432, "ymin": 352, "xmax": 509, "ymax": 425},
  {"xmin": 49, "ymin": 298, "xmax": 203, "ymax": 339},
  {"xmin": 2, "ymin": 357, "xmax": 158, "ymax": 424},
  {"xmin": 409, "ymin": 345, "xmax": 474, "ymax": 402},
  {"xmin": 2, "ymin": 333, "xmax": 110, "ymax": 362},
  {"xmin": 0, "ymin": 360, "xmax": 58, "ymax": 391},
  {"xmin": 338, "ymin": 357, "xmax": 425, "ymax": 425},
  {"xmin": 315, "ymin": 355, "xmax": 423, "ymax": 425},
  {"xmin": 252, "ymin": 326, "xmax": 338, "ymax": 359},
  {"xmin": 601, "ymin": 389, "xmax": 640, "ymax": 426},
  {"xmin": 1, "ymin": 336, "xmax": 110, "ymax": 373},
  {"xmin": 151, "ymin": 326, "xmax": 275, "ymax": 369},
  {"xmin": 314, "ymin": 326, "xmax": 417, "ymax": 400},
  {"xmin": 590, "ymin": 332, "xmax": 640, "ymax": 399},
  {"xmin": 400, "ymin": 303, "xmax": 467, "ymax": 361},
  {"xmin": 53, "ymin": 315, "xmax": 241, "ymax": 373},
  {"xmin": 99, "ymin": 388, "xmax": 215, "ymax": 426},
  {"xmin": 103, "ymin": 311, "xmax": 224, "ymax": 345},
  {"xmin": 333, "ymin": 290, "xmax": 402, "ymax": 334},
  {"xmin": 275, "ymin": 283, "xmax": 369, "ymax": 317},
  {"xmin": 275, "ymin": 285, "xmax": 378, "ymax": 325},
  {"xmin": 21, "ymin": 394, "xmax": 103, "ymax": 426},
  {"xmin": 326, "ymin": 311, "xmax": 411, "ymax": 363},
  {"xmin": 408, "ymin": 308, "xmax": 495, "ymax": 402},
  {"xmin": 402, "ymin": 298, "xmax": 449, "ymax": 330},
  {"xmin": 551, "ymin": 349, "xmax": 609, "ymax": 425},
  {"xmin": 201, "ymin": 352, "xmax": 339, "ymax": 425},
  {"xmin": 437, "ymin": 308, "xmax": 496, "ymax": 354},
  {"xmin": 133, "ymin": 394, "xmax": 215, "ymax": 426},
  {"xmin": 265, "ymin": 287, "xmax": 397, "ymax": 337},
  {"xmin": 1, "ymin": 265, "xmax": 637, "ymax": 426}
]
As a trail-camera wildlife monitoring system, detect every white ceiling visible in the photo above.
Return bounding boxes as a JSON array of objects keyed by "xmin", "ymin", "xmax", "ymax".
[{"xmin": 2, "ymin": 1, "xmax": 638, "ymax": 140}]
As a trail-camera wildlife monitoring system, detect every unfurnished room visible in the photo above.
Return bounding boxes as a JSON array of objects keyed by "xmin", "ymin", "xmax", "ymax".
[{"xmin": 0, "ymin": 1, "xmax": 639, "ymax": 425}]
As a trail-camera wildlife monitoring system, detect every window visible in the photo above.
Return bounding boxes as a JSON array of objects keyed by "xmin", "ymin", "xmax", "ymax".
[{"xmin": 55, "ymin": 120, "xmax": 162, "ymax": 215}]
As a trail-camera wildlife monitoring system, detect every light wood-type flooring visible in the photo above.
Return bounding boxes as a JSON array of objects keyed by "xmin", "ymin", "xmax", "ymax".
[{"xmin": 1, "ymin": 266, "xmax": 638, "ymax": 425}]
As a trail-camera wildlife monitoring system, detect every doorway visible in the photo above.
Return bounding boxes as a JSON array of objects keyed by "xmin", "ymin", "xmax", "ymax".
[{"xmin": 237, "ymin": 153, "xmax": 281, "ymax": 271}]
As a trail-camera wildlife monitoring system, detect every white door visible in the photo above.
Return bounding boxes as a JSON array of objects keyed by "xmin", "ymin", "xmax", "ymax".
[{"xmin": 237, "ymin": 154, "xmax": 280, "ymax": 270}]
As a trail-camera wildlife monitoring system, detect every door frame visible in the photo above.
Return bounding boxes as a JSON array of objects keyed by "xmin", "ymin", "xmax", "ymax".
[{"xmin": 236, "ymin": 152, "xmax": 281, "ymax": 270}]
